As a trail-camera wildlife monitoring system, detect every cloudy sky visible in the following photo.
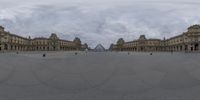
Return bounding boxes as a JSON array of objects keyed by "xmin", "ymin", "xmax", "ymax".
[{"xmin": 1, "ymin": 0, "xmax": 200, "ymax": 48}]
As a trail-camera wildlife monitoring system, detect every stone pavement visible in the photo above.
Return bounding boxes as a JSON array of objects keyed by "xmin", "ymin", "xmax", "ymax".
[{"xmin": 0, "ymin": 51, "xmax": 200, "ymax": 100}]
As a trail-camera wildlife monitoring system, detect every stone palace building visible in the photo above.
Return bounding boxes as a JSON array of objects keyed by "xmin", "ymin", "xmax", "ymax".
[
  {"xmin": 0, "ymin": 26, "xmax": 88, "ymax": 51},
  {"xmin": 110, "ymin": 25, "xmax": 200, "ymax": 52}
]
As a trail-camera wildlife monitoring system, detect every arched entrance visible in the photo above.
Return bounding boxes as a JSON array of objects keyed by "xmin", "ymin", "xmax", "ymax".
[
  {"xmin": 140, "ymin": 47, "xmax": 144, "ymax": 51},
  {"xmin": 191, "ymin": 47, "xmax": 194, "ymax": 51},
  {"xmin": 53, "ymin": 46, "xmax": 56, "ymax": 51},
  {"xmin": 180, "ymin": 45, "xmax": 182, "ymax": 51},
  {"xmin": 185, "ymin": 45, "xmax": 188, "ymax": 51},
  {"xmin": 194, "ymin": 43, "xmax": 199, "ymax": 51}
]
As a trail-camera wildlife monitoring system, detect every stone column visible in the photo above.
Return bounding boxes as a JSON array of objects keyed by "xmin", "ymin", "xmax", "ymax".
[
  {"xmin": 191, "ymin": 44, "xmax": 194, "ymax": 51},
  {"xmin": 188, "ymin": 44, "xmax": 192, "ymax": 52},
  {"xmin": 1, "ymin": 43, "xmax": 4, "ymax": 51},
  {"xmin": 187, "ymin": 44, "xmax": 189, "ymax": 52}
]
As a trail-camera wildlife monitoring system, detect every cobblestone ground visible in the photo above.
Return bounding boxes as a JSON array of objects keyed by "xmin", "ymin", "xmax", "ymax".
[{"xmin": 0, "ymin": 51, "xmax": 200, "ymax": 100}]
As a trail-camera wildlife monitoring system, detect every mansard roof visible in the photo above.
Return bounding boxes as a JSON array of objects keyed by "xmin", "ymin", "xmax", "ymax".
[
  {"xmin": 167, "ymin": 34, "xmax": 184, "ymax": 40},
  {"xmin": 126, "ymin": 40, "xmax": 138, "ymax": 43},
  {"xmin": 139, "ymin": 35, "xmax": 146, "ymax": 40},
  {"xmin": 117, "ymin": 38, "xmax": 125, "ymax": 44},
  {"xmin": 188, "ymin": 25, "xmax": 200, "ymax": 30},
  {"xmin": 33, "ymin": 37, "xmax": 48, "ymax": 40},
  {"xmin": 10, "ymin": 33, "xmax": 29, "ymax": 40},
  {"xmin": 49, "ymin": 33, "xmax": 59, "ymax": 39},
  {"xmin": 148, "ymin": 38, "xmax": 161, "ymax": 41},
  {"xmin": 0, "ymin": 26, "xmax": 4, "ymax": 29},
  {"xmin": 59, "ymin": 39, "xmax": 74, "ymax": 43}
]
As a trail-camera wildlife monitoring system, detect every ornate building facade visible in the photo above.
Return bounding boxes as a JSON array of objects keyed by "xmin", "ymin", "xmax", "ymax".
[
  {"xmin": 110, "ymin": 25, "xmax": 200, "ymax": 52},
  {"xmin": 0, "ymin": 26, "xmax": 87, "ymax": 51}
]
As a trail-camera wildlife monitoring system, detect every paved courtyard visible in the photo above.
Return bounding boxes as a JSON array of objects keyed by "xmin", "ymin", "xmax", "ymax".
[{"xmin": 0, "ymin": 51, "xmax": 200, "ymax": 100}]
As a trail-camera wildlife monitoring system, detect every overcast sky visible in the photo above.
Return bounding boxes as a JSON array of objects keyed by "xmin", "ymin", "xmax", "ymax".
[{"xmin": 1, "ymin": 0, "xmax": 200, "ymax": 48}]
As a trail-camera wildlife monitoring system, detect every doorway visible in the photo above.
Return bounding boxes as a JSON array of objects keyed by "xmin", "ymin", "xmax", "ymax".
[
  {"xmin": 191, "ymin": 47, "xmax": 194, "ymax": 51},
  {"xmin": 4, "ymin": 44, "xmax": 8, "ymax": 50},
  {"xmin": 140, "ymin": 47, "xmax": 144, "ymax": 51},
  {"xmin": 53, "ymin": 47, "xmax": 56, "ymax": 51},
  {"xmin": 194, "ymin": 43, "xmax": 199, "ymax": 51}
]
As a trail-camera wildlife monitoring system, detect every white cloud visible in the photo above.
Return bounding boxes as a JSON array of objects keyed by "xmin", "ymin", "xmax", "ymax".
[{"xmin": 0, "ymin": 0, "xmax": 200, "ymax": 48}]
